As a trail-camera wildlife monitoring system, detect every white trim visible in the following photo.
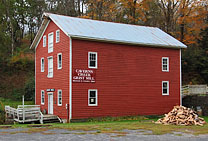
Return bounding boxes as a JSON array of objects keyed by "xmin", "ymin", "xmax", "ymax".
[
  {"xmin": 47, "ymin": 56, "xmax": 53, "ymax": 78},
  {"xmin": 35, "ymin": 50, "xmax": 36, "ymax": 104},
  {"xmin": 41, "ymin": 57, "xmax": 44, "ymax": 72},
  {"xmin": 69, "ymin": 37, "xmax": 72, "ymax": 120},
  {"xmin": 48, "ymin": 32, "xmax": 54, "ymax": 53},
  {"xmin": 162, "ymin": 81, "xmax": 169, "ymax": 95},
  {"xmin": 180, "ymin": 49, "xmax": 182, "ymax": 105},
  {"xmin": 88, "ymin": 52, "xmax": 98, "ymax": 69},
  {"xmin": 57, "ymin": 53, "xmax": 62, "ymax": 69},
  {"xmin": 41, "ymin": 90, "xmax": 45, "ymax": 105},
  {"xmin": 88, "ymin": 89, "xmax": 98, "ymax": 106},
  {"xmin": 57, "ymin": 89, "xmax": 62, "ymax": 106},
  {"xmin": 43, "ymin": 35, "xmax": 46, "ymax": 47},
  {"xmin": 56, "ymin": 30, "xmax": 60, "ymax": 43},
  {"xmin": 162, "ymin": 57, "xmax": 169, "ymax": 72},
  {"xmin": 33, "ymin": 20, "xmax": 50, "ymax": 49}
]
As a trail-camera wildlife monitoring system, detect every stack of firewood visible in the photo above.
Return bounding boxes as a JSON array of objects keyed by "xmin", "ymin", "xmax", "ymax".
[{"xmin": 155, "ymin": 106, "xmax": 206, "ymax": 126}]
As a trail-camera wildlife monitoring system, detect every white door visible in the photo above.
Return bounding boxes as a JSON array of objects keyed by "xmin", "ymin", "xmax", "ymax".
[{"xmin": 48, "ymin": 93, "xmax": 53, "ymax": 114}]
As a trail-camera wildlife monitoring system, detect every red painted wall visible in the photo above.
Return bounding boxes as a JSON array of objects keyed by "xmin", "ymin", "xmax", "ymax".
[
  {"xmin": 72, "ymin": 39, "xmax": 180, "ymax": 119},
  {"xmin": 36, "ymin": 21, "xmax": 70, "ymax": 119}
]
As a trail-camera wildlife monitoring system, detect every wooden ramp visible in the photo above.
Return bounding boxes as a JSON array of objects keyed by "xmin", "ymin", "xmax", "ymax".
[{"xmin": 5, "ymin": 105, "xmax": 62, "ymax": 124}]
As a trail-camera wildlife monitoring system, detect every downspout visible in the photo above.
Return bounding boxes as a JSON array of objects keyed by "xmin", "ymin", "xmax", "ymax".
[
  {"xmin": 180, "ymin": 49, "xmax": 182, "ymax": 106},
  {"xmin": 69, "ymin": 36, "xmax": 72, "ymax": 121}
]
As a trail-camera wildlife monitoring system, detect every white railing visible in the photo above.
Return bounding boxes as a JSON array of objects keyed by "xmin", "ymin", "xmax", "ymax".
[
  {"xmin": 5, "ymin": 105, "xmax": 43, "ymax": 124},
  {"xmin": 182, "ymin": 85, "xmax": 208, "ymax": 96}
]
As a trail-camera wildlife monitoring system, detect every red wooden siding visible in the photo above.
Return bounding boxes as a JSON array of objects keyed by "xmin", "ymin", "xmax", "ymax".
[
  {"xmin": 72, "ymin": 39, "xmax": 180, "ymax": 119},
  {"xmin": 36, "ymin": 21, "xmax": 70, "ymax": 119}
]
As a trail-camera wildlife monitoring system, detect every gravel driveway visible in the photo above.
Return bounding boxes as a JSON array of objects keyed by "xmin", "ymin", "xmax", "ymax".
[{"xmin": 0, "ymin": 128, "xmax": 208, "ymax": 141}]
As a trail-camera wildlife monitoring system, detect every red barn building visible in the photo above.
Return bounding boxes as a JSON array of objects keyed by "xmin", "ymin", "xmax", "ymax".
[{"xmin": 30, "ymin": 13, "xmax": 187, "ymax": 121}]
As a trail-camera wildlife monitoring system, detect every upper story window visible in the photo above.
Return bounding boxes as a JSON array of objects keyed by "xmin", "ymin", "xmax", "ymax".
[
  {"xmin": 41, "ymin": 57, "xmax": 44, "ymax": 72},
  {"xmin": 57, "ymin": 53, "xmax": 62, "ymax": 69},
  {"xmin": 48, "ymin": 56, "xmax": 53, "ymax": 78},
  {"xmin": 162, "ymin": 57, "xmax": 169, "ymax": 72},
  {"xmin": 88, "ymin": 52, "xmax": 97, "ymax": 69},
  {"xmin": 88, "ymin": 89, "xmax": 98, "ymax": 106},
  {"xmin": 57, "ymin": 90, "xmax": 62, "ymax": 106},
  {"xmin": 162, "ymin": 81, "xmax": 169, "ymax": 95},
  {"xmin": 56, "ymin": 30, "xmax": 60, "ymax": 43},
  {"xmin": 43, "ymin": 35, "xmax": 46, "ymax": 47},
  {"xmin": 41, "ymin": 90, "xmax": 45, "ymax": 105},
  {"xmin": 48, "ymin": 32, "xmax": 54, "ymax": 53}
]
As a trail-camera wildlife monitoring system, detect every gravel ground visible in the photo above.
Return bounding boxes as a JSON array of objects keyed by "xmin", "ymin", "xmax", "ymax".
[{"xmin": 0, "ymin": 128, "xmax": 208, "ymax": 141}]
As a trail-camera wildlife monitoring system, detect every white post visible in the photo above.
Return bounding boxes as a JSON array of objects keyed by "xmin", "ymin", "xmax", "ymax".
[{"xmin": 22, "ymin": 95, "xmax": 25, "ymax": 123}]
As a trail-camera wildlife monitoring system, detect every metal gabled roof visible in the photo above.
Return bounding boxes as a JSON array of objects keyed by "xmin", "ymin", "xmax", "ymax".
[{"xmin": 30, "ymin": 13, "xmax": 187, "ymax": 49}]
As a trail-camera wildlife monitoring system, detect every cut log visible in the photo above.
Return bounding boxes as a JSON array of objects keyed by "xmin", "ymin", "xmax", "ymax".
[{"xmin": 155, "ymin": 106, "xmax": 206, "ymax": 126}]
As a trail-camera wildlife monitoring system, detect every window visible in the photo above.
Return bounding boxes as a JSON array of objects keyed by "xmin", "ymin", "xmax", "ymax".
[
  {"xmin": 41, "ymin": 90, "xmax": 45, "ymax": 105},
  {"xmin": 57, "ymin": 90, "xmax": 62, "ymax": 106},
  {"xmin": 88, "ymin": 89, "xmax": 98, "ymax": 106},
  {"xmin": 57, "ymin": 53, "xmax": 62, "ymax": 69},
  {"xmin": 43, "ymin": 35, "xmax": 46, "ymax": 47},
  {"xmin": 41, "ymin": 58, "xmax": 44, "ymax": 72},
  {"xmin": 162, "ymin": 81, "xmax": 169, "ymax": 95},
  {"xmin": 48, "ymin": 32, "xmax": 54, "ymax": 53},
  {"xmin": 48, "ymin": 57, "xmax": 53, "ymax": 78},
  {"xmin": 162, "ymin": 57, "xmax": 169, "ymax": 72},
  {"xmin": 56, "ymin": 30, "xmax": 60, "ymax": 43},
  {"xmin": 88, "ymin": 52, "xmax": 97, "ymax": 68}
]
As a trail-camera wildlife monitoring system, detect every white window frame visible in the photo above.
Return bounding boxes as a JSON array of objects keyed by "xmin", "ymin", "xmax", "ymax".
[
  {"xmin": 57, "ymin": 53, "xmax": 62, "ymax": 69},
  {"xmin": 162, "ymin": 57, "xmax": 169, "ymax": 72},
  {"xmin": 43, "ymin": 35, "xmax": 46, "ymax": 47},
  {"xmin": 41, "ymin": 57, "xmax": 44, "ymax": 72},
  {"xmin": 41, "ymin": 90, "xmax": 45, "ymax": 105},
  {"xmin": 57, "ymin": 90, "xmax": 62, "ymax": 106},
  {"xmin": 47, "ymin": 56, "xmax": 53, "ymax": 78},
  {"xmin": 88, "ymin": 52, "xmax": 97, "ymax": 69},
  {"xmin": 162, "ymin": 81, "xmax": 169, "ymax": 95},
  {"xmin": 56, "ymin": 30, "xmax": 60, "ymax": 43},
  {"xmin": 48, "ymin": 32, "xmax": 54, "ymax": 53},
  {"xmin": 88, "ymin": 89, "xmax": 98, "ymax": 106}
]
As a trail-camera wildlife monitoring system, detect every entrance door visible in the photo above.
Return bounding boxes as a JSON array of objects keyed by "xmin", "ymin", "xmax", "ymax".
[{"xmin": 48, "ymin": 93, "xmax": 53, "ymax": 114}]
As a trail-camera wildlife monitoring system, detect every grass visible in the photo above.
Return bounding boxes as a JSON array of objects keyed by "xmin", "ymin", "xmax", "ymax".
[
  {"xmin": 0, "ymin": 97, "xmax": 34, "ymax": 108},
  {"xmin": 0, "ymin": 116, "xmax": 207, "ymax": 135}
]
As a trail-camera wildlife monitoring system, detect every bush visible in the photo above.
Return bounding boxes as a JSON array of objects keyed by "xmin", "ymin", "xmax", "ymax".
[{"xmin": 24, "ymin": 76, "xmax": 35, "ymax": 101}]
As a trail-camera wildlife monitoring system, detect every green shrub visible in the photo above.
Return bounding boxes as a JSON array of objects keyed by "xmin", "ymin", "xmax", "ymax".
[{"xmin": 24, "ymin": 76, "xmax": 35, "ymax": 101}]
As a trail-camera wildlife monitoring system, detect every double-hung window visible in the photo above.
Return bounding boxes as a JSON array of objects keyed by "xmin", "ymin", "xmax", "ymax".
[
  {"xmin": 56, "ymin": 30, "xmax": 60, "ymax": 43},
  {"xmin": 162, "ymin": 57, "xmax": 169, "ymax": 72},
  {"xmin": 88, "ymin": 89, "xmax": 98, "ymax": 106},
  {"xmin": 57, "ymin": 90, "xmax": 62, "ymax": 106},
  {"xmin": 57, "ymin": 53, "xmax": 62, "ymax": 69},
  {"xmin": 41, "ymin": 57, "xmax": 44, "ymax": 72},
  {"xmin": 48, "ymin": 56, "xmax": 53, "ymax": 78},
  {"xmin": 48, "ymin": 32, "xmax": 54, "ymax": 53},
  {"xmin": 41, "ymin": 90, "xmax": 45, "ymax": 105},
  {"xmin": 43, "ymin": 35, "xmax": 46, "ymax": 47},
  {"xmin": 162, "ymin": 81, "xmax": 169, "ymax": 95},
  {"xmin": 88, "ymin": 52, "xmax": 97, "ymax": 69}
]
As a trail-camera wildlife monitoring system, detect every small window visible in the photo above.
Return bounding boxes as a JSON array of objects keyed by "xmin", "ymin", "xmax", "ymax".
[
  {"xmin": 41, "ymin": 90, "xmax": 45, "ymax": 105},
  {"xmin": 57, "ymin": 90, "xmax": 62, "ymax": 106},
  {"xmin": 57, "ymin": 53, "xmax": 62, "ymax": 69},
  {"xmin": 43, "ymin": 35, "xmax": 46, "ymax": 47},
  {"xmin": 88, "ymin": 89, "xmax": 98, "ymax": 106},
  {"xmin": 41, "ymin": 58, "xmax": 44, "ymax": 72},
  {"xmin": 162, "ymin": 81, "xmax": 169, "ymax": 95},
  {"xmin": 162, "ymin": 57, "xmax": 169, "ymax": 72},
  {"xmin": 56, "ymin": 30, "xmax": 60, "ymax": 43},
  {"xmin": 88, "ymin": 52, "xmax": 97, "ymax": 69},
  {"xmin": 48, "ymin": 32, "xmax": 54, "ymax": 53},
  {"xmin": 48, "ymin": 56, "xmax": 53, "ymax": 78}
]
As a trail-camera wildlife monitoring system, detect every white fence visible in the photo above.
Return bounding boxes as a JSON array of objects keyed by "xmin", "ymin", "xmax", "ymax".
[
  {"xmin": 182, "ymin": 85, "xmax": 208, "ymax": 96},
  {"xmin": 5, "ymin": 105, "xmax": 43, "ymax": 124}
]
